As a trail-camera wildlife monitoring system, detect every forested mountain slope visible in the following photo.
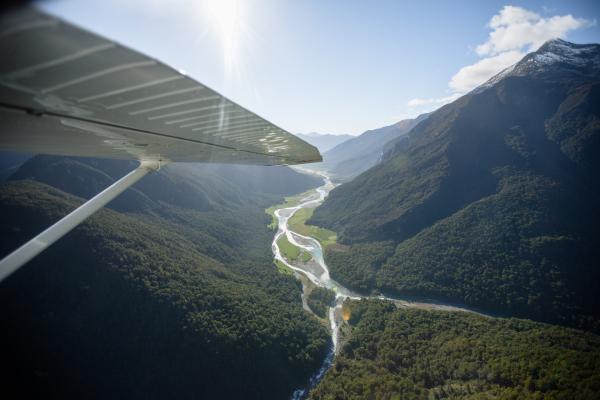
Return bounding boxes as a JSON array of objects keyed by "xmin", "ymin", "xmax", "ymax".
[
  {"xmin": 0, "ymin": 155, "xmax": 327, "ymax": 399},
  {"xmin": 310, "ymin": 300, "xmax": 600, "ymax": 400},
  {"xmin": 309, "ymin": 39, "xmax": 600, "ymax": 331}
]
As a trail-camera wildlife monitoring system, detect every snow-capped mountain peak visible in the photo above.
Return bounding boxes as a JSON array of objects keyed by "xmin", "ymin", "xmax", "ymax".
[
  {"xmin": 524, "ymin": 38, "xmax": 600, "ymax": 69},
  {"xmin": 474, "ymin": 39, "xmax": 600, "ymax": 93}
]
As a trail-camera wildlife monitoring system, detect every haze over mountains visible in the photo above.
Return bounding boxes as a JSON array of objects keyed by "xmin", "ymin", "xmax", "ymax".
[
  {"xmin": 310, "ymin": 39, "xmax": 600, "ymax": 332},
  {"xmin": 295, "ymin": 133, "xmax": 353, "ymax": 153},
  {"xmin": 311, "ymin": 113, "xmax": 429, "ymax": 181}
]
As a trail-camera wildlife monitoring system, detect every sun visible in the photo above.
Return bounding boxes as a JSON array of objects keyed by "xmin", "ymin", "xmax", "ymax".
[{"xmin": 205, "ymin": 0, "xmax": 244, "ymax": 76}]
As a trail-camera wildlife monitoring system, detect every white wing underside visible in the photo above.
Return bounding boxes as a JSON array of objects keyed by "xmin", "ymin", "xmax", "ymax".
[{"xmin": 0, "ymin": 7, "xmax": 321, "ymax": 165}]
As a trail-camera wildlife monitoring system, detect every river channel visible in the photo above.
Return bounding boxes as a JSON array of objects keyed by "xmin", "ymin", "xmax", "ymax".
[{"xmin": 271, "ymin": 170, "xmax": 485, "ymax": 399}]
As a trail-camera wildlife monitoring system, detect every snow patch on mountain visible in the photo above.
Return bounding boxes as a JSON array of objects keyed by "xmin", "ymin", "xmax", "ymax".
[{"xmin": 473, "ymin": 39, "xmax": 600, "ymax": 94}]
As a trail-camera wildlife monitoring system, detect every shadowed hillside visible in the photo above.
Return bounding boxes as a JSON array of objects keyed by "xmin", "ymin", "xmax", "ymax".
[{"xmin": 309, "ymin": 40, "xmax": 600, "ymax": 331}]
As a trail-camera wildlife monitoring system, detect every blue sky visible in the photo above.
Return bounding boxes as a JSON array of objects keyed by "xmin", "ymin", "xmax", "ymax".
[{"xmin": 40, "ymin": 0, "xmax": 600, "ymax": 135}]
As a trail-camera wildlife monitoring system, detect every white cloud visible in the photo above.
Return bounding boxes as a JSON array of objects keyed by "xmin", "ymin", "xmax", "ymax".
[
  {"xmin": 407, "ymin": 93, "xmax": 462, "ymax": 108},
  {"xmin": 403, "ymin": 93, "xmax": 462, "ymax": 119},
  {"xmin": 448, "ymin": 49, "xmax": 523, "ymax": 93},
  {"xmin": 476, "ymin": 6, "xmax": 589, "ymax": 56},
  {"xmin": 406, "ymin": 98, "xmax": 429, "ymax": 107},
  {"xmin": 401, "ymin": 5, "xmax": 592, "ymax": 121},
  {"xmin": 451, "ymin": 5, "xmax": 592, "ymax": 93}
]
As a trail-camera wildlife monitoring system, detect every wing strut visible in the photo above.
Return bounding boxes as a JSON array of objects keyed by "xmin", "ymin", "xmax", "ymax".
[{"xmin": 0, "ymin": 160, "xmax": 162, "ymax": 283}]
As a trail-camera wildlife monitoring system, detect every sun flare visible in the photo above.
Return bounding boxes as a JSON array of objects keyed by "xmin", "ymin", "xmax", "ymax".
[{"xmin": 205, "ymin": 0, "xmax": 244, "ymax": 76}]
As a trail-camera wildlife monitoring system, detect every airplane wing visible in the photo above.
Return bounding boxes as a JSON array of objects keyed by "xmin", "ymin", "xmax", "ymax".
[
  {"xmin": 0, "ymin": 6, "xmax": 322, "ymax": 282},
  {"xmin": 0, "ymin": 7, "xmax": 321, "ymax": 165}
]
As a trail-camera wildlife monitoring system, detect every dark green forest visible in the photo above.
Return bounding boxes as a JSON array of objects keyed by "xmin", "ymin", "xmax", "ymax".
[
  {"xmin": 307, "ymin": 286, "xmax": 336, "ymax": 319},
  {"xmin": 0, "ymin": 155, "xmax": 327, "ymax": 399},
  {"xmin": 310, "ymin": 300, "xmax": 600, "ymax": 400},
  {"xmin": 310, "ymin": 40, "xmax": 600, "ymax": 332}
]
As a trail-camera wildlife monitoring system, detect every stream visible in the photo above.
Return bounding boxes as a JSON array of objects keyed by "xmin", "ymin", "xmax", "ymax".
[{"xmin": 271, "ymin": 170, "xmax": 485, "ymax": 399}]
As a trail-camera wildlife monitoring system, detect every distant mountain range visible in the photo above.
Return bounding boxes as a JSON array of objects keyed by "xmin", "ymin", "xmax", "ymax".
[
  {"xmin": 311, "ymin": 114, "xmax": 429, "ymax": 181},
  {"xmin": 310, "ymin": 39, "xmax": 600, "ymax": 332},
  {"xmin": 295, "ymin": 132, "xmax": 353, "ymax": 153}
]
